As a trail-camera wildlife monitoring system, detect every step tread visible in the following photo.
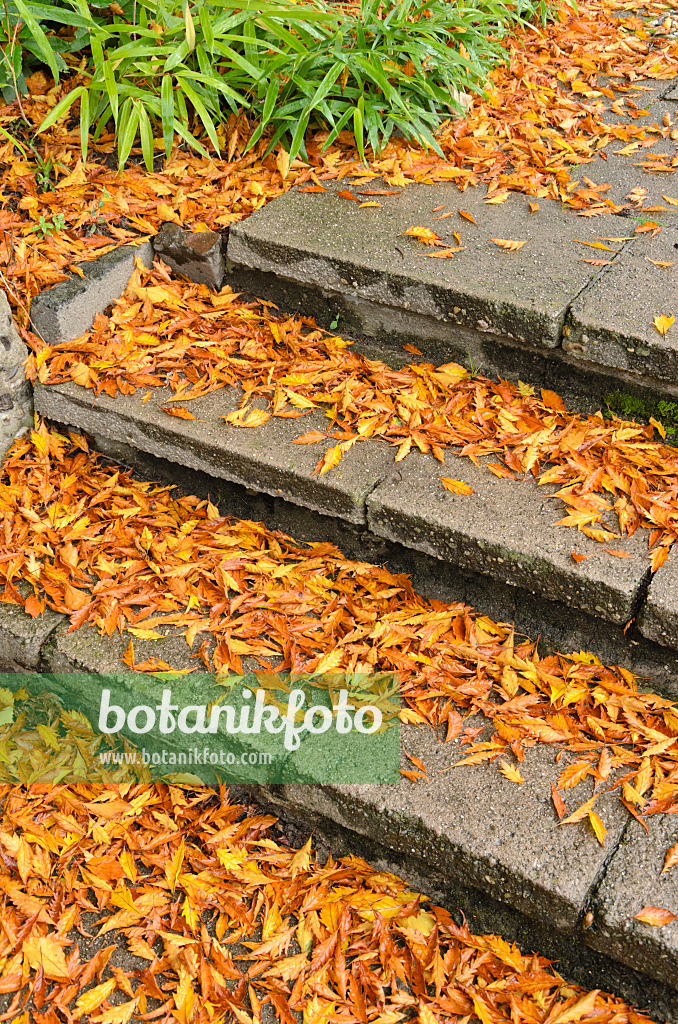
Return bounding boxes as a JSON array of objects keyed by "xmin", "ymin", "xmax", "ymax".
[
  {"xmin": 367, "ymin": 450, "xmax": 650, "ymax": 625},
  {"xmin": 228, "ymin": 182, "xmax": 615, "ymax": 350}
]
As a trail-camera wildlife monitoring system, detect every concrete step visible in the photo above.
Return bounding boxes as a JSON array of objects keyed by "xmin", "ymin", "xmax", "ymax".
[
  {"xmin": 33, "ymin": 369, "xmax": 678, "ymax": 663},
  {"xmin": 225, "ymin": 82, "xmax": 678, "ymax": 414}
]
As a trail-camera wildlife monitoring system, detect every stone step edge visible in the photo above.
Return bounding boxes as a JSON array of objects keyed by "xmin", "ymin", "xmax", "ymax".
[{"xmin": 32, "ymin": 378, "xmax": 675, "ymax": 656}]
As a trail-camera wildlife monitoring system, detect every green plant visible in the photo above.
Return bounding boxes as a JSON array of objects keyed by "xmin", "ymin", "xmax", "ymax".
[
  {"xmin": 0, "ymin": 124, "xmax": 67, "ymax": 186},
  {"xmin": 29, "ymin": 0, "xmax": 554, "ymax": 170},
  {"xmin": 27, "ymin": 211, "xmax": 66, "ymax": 236}
]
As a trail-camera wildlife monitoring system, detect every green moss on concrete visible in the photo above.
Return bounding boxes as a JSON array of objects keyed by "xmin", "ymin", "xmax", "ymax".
[{"xmin": 604, "ymin": 390, "xmax": 678, "ymax": 441}]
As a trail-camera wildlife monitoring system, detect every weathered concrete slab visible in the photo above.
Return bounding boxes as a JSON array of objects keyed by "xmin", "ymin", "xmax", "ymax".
[
  {"xmin": 228, "ymin": 183, "xmax": 620, "ymax": 350},
  {"xmin": 33, "ymin": 380, "xmax": 393, "ymax": 525},
  {"xmin": 30, "ymin": 240, "xmax": 154, "ymax": 345},
  {"xmin": 0, "ymin": 600, "xmax": 62, "ymax": 670},
  {"xmin": 565, "ymin": 226, "xmax": 678, "ymax": 383},
  {"xmin": 638, "ymin": 546, "xmax": 678, "ymax": 649},
  {"xmin": 589, "ymin": 815, "xmax": 678, "ymax": 989},
  {"xmin": 366, "ymin": 450, "xmax": 651, "ymax": 625},
  {"xmin": 268, "ymin": 718, "xmax": 629, "ymax": 933}
]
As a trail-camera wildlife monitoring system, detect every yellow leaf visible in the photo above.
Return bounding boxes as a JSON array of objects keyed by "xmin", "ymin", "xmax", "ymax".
[
  {"xmin": 57, "ymin": 160, "xmax": 87, "ymax": 189},
  {"xmin": 166, "ymin": 838, "xmax": 185, "ymax": 893},
  {"xmin": 92, "ymin": 1000, "xmax": 138, "ymax": 1024},
  {"xmin": 551, "ymin": 990, "xmax": 601, "ymax": 1024},
  {"xmin": 588, "ymin": 810, "xmax": 606, "ymax": 846},
  {"xmin": 649, "ymin": 416, "xmax": 667, "ymax": 439},
  {"xmin": 490, "ymin": 238, "xmax": 527, "ymax": 251},
  {"xmin": 127, "ymin": 627, "xmax": 164, "ymax": 640},
  {"xmin": 561, "ymin": 795, "xmax": 598, "ymax": 824},
  {"xmin": 440, "ymin": 477, "xmax": 474, "ymax": 495},
  {"xmin": 484, "ymin": 193, "xmax": 509, "ymax": 204},
  {"xmin": 663, "ymin": 195, "xmax": 678, "ymax": 205},
  {"xmin": 74, "ymin": 979, "xmax": 117, "ymax": 1018},
  {"xmin": 359, "ymin": 201, "xmax": 382, "ymax": 208},
  {"xmin": 646, "ymin": 258, "xmax": 676, "ymax": 269},
  {"xmin": 499, "ymin": 760, "xmax": 524, "ymax": 784},
  {"xmin": 575, "ymin": 240, "xmax": 615, "ymax": 251},
  {"xmin": 654, "ymin": 314, "xmax": 675, "ymax": 336},
  {"xmin": 22, "ymin": 935, "xmax": 70, "ymax": 980},
  {"xmin": 316, "ymin": 443, "xmax": 343, "ymax": 476},
  {"xmin": 402, "ymin": 226, "xmax": 442, "ymax": 245}
]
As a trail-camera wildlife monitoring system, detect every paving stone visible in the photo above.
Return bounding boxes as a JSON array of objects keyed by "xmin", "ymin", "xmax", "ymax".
[
  {"xmin": 269, "ymin": 718, "xmax": 629, "ymax": 934},
  {"xmin": 366, "ymin": 450, "xmax": 651, "ymax": 626},
  {"xmin": 228, "ymin": 183, "xmax": 620, "ymax": 350},
  {"xmin": 638, "ymin": 545, "xmax": 678, "ymax": 648},
  {"xmin": 0, "ymin": 600, "xmax": 62, "ymax": 670},
  {"xmin": 588, "ymin": 815, "xmax": 678, "ymax": 989},
  {"xmin": 33, "ymin": 380, "xmax": 394, "ymax": 525},
  {"xmin": 565, "ymin": 225, "xmax": 678, "ymax": 383},
  {"xmin": 153, "ymin": 223, "xmax": 225, "ymax": 290},
  {"xmin": 30, "ymin": 240, "xmax": 154, "ymax": 345}
]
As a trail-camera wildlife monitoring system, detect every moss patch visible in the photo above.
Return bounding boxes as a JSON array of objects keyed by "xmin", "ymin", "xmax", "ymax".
[{"xmin": 604, "ymin": 390, "xmax": 678, "ymax": 442}]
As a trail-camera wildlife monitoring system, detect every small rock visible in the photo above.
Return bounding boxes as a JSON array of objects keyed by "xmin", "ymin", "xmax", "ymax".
[{"xmin": 153, "ymin": 223, "xmax": 225, "ymax": 290}]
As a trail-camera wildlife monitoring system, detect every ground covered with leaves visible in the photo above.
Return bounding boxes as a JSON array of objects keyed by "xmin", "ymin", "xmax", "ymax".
[
  {"xmin": 2, "ymin": 0, "xmax": 678, "ymax": 323},
  {"xmin": 28, "ymin": 257, "xmax": 678, "ymax": 569},
  {"xmin": 3, "ymin": 422, "xmax": 678, "ymax": 854},
  {"xmin": 0, "ymin": 783, "xmax": 659, "ymax": 1024}
]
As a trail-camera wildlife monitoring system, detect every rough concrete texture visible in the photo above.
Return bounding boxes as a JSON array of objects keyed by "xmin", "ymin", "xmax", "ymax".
[
  {"xmin": 638, "ymin": 545, "xmax": 678, "ymax": 649},
  {"xmin": 153, "ymin": 222, "xmax": 225, "ymax": 289},
  {"xmin": 588, "ymin": 815, "xmax": 678, "ymax": 989},
  {"xmin": 0, "ymin": 600, "xmax": 62, "ymax": 670},
  {"xmin": 269, "ymin": 718, "xmax": 629, "ymax": 934},
  {"xmin": 228, "ymin": 183, "xmax": 618, "ymax": 350},
  {"xmin": 0, "ymin": 291, "xmax": 33, "ymax": 458},
  {"xmin": 30, "ymin": 240, "xmax": 154, "ymax": 345},
  {"xmin": 565, "ymin": 226, "xmax": 678, "ymax": 383},
  {"xmin": 33, "ymin": 380, "xmax": 394, "ymax": 525},
  {"xmin": 367, "ymin": 450, "xmax": 650, "ymax": 626}
]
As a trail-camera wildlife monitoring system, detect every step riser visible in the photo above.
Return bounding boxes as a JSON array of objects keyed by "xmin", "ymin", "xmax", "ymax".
[
  {"xmin": 226, "ymin": 261, "xmax": 678, "ymax": 415},
  {"xmin": 29, "ymin": 423, "xmax": 678, "ymax": 703}
]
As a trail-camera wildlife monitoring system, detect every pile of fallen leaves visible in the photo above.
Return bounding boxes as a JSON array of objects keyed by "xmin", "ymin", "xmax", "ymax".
[
  {"xmin": 3, "ymin": 423, "xmax": 678, "ymax": 849},
  {"xmin": 29, "ymin": 258, "xmax": 678, "ymax": 566},
  {"xmin": 0, "ymin": 783, "xmax": 658, "ymax": 1024},
  {"xmin": 2, "ymin": 0, "xmax": 678, "ymax": 316}
]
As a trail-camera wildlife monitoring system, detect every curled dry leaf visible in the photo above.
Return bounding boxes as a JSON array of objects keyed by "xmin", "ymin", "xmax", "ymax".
[
  {"xmin": 489, "ymin": 238, "xmax": 527, "ymax": 251},
  {"xmin": 661, "ymin": 842, "xmax": 678, "ymax": 875}
]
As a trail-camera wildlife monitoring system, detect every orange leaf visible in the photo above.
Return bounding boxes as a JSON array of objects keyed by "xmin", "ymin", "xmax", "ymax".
[
  {"xmin": 551, "ymin": 783, "xmax": 566, "ymax": 821},
  {"xmin": 650, "ymin": 545, "xmax": 671, "ymax": 572},
  {"xmin": 440, "ymin": 477, "xmax": 474, "ymax": 495},
  {"xmin": 293, "ymin": 430, "xmax": 327, "ymax": 444},
  {"xmin": 337, "ymin": 190, "xmax": 360, "ymax": 201},
  {"xmin": 605, "ymin": 549, "xmax": 632, "ymax": 558},
  {"xmin": 633, "ymin": 906, "xmax": 677, "ymax": 926},
  {"xmin": 661, "ymin": 842, "xmax": 678, "ymax": 876},
  {"xmin": 161, "ymin": 406, "xmax": 196, "ymax": 420},
  {"xmin": 459, "ymin": 211, "xmax": 476, "ymax": 224}
]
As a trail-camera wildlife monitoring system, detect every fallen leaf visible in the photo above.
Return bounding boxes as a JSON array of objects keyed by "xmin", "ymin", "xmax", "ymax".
[
  {"xmin": 459, "ymin": 210, "xmax": 477, "ymax": 224},
  {"xmin": 633, "ymin": 906, "xmax": 677, "ymax": 926},
  {"xmin": 403, "ymin": 226, "xmax": 442, "ymax": 245},
  {"xmin": 440, "ymin": 477, "xmax": 474, "ymax": 495},
  {"xmin": 499, "ymin": 760, "xmax": 524, "ymax": 783},
  {"xmin": 654, "ymin": 314, "xmax": 675, "ymax": 335},
  {"xmin": 161, "ymin": 406, "xmax": 196, "ymax": 420},
  {"xmin": 490, "ymin": 238, "xmax": 527, "ymax": 251}
]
